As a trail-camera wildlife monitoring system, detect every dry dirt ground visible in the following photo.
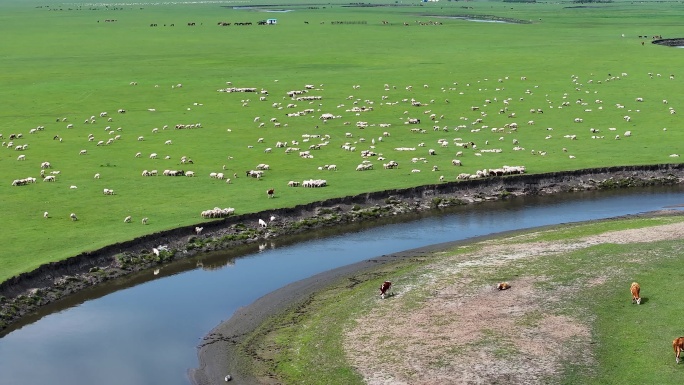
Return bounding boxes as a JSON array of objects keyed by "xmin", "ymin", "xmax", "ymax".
[{"xmin": 344, "ymin": 215, "xmax": 684, "ymax": 385}]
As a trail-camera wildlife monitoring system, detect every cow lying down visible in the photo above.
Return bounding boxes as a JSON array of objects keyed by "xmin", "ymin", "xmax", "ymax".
[{"xmin": 496, "ymin": 282, "xmax": 511, "ymax": 290}]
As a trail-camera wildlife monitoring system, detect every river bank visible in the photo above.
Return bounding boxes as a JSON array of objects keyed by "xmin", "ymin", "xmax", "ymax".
[
  {"xmin": 1, "ymin": 164, "xmax": 683, "ymax": 335},
  {"xmin": 191, "ymin": 210, "xmax": 684, "ymax": 384}
]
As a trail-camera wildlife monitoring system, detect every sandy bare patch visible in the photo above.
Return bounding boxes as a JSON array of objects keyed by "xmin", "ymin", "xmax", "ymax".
[{"xmin": 344, "ymin": 220, "xmax": 684, "ymax": 384}]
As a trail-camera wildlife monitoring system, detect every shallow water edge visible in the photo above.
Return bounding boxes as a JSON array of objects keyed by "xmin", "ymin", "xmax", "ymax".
[{"xmin": 1, "ymin": 163, "xmax": 683, "ymax": 333}]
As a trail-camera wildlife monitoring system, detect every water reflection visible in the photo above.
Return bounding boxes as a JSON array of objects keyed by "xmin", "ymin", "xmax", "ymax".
[{"xmin": 1, "ymin": 187, "xmax": 684, "ymax": 385}]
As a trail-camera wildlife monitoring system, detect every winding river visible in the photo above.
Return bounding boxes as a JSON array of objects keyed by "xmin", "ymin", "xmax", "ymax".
[{"xmin": 1, "ymin": 186, "xmax": 684, "ymax": 385}]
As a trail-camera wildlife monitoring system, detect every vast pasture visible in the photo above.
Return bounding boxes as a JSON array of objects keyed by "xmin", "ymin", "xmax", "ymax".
[{"xmin": 1, "ymin": 0, "xmax": 683, "ymax": 282}]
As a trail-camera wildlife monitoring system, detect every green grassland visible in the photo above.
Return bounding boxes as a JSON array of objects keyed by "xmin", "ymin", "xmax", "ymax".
[
  {"xmin": 253, "ymin": 215, "xmax": 684, "ymax": 384},
  {"xmin": 1, "ymin": 0, "xmax": 684, "ymax": 281}
]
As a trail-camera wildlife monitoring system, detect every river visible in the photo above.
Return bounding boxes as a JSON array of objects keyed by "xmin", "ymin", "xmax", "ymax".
[{"xmin": 1, "ymin": 186, "xmax": 683, "ymax": 385}]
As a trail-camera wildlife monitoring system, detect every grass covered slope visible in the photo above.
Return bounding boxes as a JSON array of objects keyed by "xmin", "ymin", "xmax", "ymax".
[
  {"xmin": 1, "ymin": 0, "xmax": 684, "ymax": 281},
  {"xmin": 244, "ymin": 213, "xmax": 684, "ymax": 384}
]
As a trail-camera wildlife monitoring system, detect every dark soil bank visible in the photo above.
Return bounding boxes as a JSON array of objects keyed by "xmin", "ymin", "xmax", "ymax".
[
  {"xmin": 1, "ymin": 164, "xmax": 683, "ymax": 334},
  {"xmin": 652, "ymin": 38, "xmax": 684, "ymax": 47}
]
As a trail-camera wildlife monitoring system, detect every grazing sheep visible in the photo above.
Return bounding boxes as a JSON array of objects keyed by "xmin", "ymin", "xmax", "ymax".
[
  {"xmin": 43, "ymin": 211, "xmax": 49, "ymax": 219},
  {"xmin": 164, "ymin": 140, "xmax": 172, "ymax": 145},
  {"xmin": 103, "ymin": 188, "xmax": 115, "ymax": 195},
  {"xmin": 195, "ymin": 226, "xmax": 204, "ymax": 235},
  {"xmin": 17, "ymin": 154, "xmax": 25, "ymax": 161},
  {"xmin": 497, "ymin": 282, "xmax": 511, "ymax": 290},
  {"xmin": 124, "ymin": 215, "xmax": 132, "ymax": 223},
  {"xmin": 70, "ymin": 213, "xmax": 78, "ymax": 221},
  {"xmin": 267, "ymin": 188, "xmax": 275, "ymax": 198},
  {"xmin": 94, "ymin": 173, "xmax": 100, "ymax": 179},
  {"xmin": 150, "ymin": 153, "xmax": 158, "ymax": 159},
  {"xmin": 79, "ymin": 149, "xmax": 87, "ymax": 155},
  {"xmin": 142, "ymin": 217, "xmax": 149, "ymax": 225}
]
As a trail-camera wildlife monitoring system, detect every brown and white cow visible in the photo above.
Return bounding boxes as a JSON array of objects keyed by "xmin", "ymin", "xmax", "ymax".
[
  {"xmin": 379, "ymin": 281, "xmax": 392, "ymax": 299},
  {"xmin": 497, "ymin": 282, "xmax": 511, "ymax": 291},
  {"xmin": 631, "ymin": 282, "xmax": 641, "ymax": 304},
  {"xmin": 674, "ymin": 337, "xmax": 684, "ymax": 363}
]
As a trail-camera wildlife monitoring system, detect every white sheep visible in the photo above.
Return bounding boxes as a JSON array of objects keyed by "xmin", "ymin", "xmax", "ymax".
[
  {"xmin": 70, "ymin": 213, "xmax": 78, "ymax": 221},
  {"xmin": 258, "ymin": 219, "xmax": 267, "ymax": 228},
  {"xmin": 124, "ymin": 216, "xmax": 132, "ymax": 223},
  {"xmin": 79, "ymin": 149, "xmax": 87, "ymax": 155},
  {"xmin": 195, "ymin": 226, "xmax": 203, "ymax": 235},
  {"xmin": 164, "ymin": 140, "xmax": 172, "ymax": 145},
  {"xmin": 43, "ymin": 211, "xmax": 49, "ymax": 219},
  {"xmin": 142, "ymin": 217, "xmax": 149, "ymax": 225},
  {"xmin": 94, "ymin": 173, "xmax": 100, "ymax": 179}
]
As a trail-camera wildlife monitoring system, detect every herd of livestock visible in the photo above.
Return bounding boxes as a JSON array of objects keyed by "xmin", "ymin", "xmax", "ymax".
[{"xmin": 4, "ymin": 69, "xmax": 681, "ymax": 226}]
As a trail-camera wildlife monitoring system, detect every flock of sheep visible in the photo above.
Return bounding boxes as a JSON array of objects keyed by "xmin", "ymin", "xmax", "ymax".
[{"xmin": 4, "ymin": 69, "xmax": 680, "ymax": 228}]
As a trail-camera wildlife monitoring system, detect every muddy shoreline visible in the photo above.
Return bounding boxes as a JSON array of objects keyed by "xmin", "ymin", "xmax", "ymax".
[{"xmin": 1, "ymin": 164, "xmax": 683, "ymax": 335}]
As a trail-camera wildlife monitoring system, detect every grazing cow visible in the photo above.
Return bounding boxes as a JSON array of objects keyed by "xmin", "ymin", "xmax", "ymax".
[
  {"xmin": 674, "ymin": 337, "xmax": 684, "ymax": 363},
  {"xmin": 267, "ymin": 188, "xmax": 275, "ymax": 198},
  {"xmin": 497, "ymin": 282, "xmax": 511, "ymax": 290},
  {"xmin": 630, "ymin": 282, "xmax": 641, "ymax": 304},
  {"xmin": 379, "ymin": 281, "xmax": 392, "ymax": 299}
]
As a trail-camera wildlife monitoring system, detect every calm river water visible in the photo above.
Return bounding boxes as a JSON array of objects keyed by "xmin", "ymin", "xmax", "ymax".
[{"xmin": 1, "ymin": 187, "xmax": 684, "ymax": 385}]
